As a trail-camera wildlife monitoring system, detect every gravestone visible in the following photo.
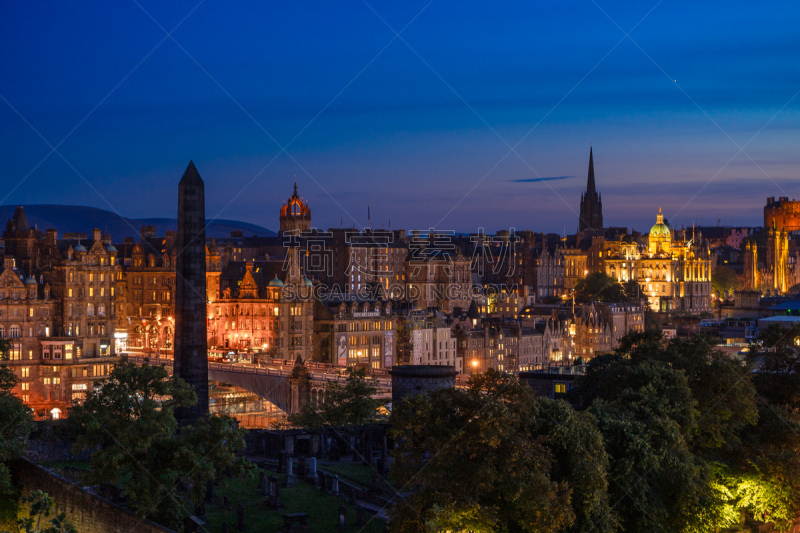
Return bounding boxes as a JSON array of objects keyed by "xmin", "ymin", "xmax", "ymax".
[
  {"xmin": 318, "ymin": 471, "xmax": 327, "ymax": 491},
  {"xmin": 237, "ymin": 503, "xmax": 245, "ymax": 531},
  {"xmin": 331, "ymin": 475, "xmax": 340, "ymax": 495},
  {"xmin": 285, "ymin": 457, "xmax": 295, "ymax": 488},
  {"xmin": 259, "ymin": 471, "xmax": 268, "ymax": 496},
  {"xmin": 307, "ymin": 457, "xmax": 317, "ymax": 482},
  {"xmin": 330, "ymin": 440, "xmax": 341, "ymax": 462},
  {"xmin": 281, "ymin": 513, "xmax": 310, "ymax": 533},
  {"xmin": 338, "ymin": 505, "xmax": 347, "ymax": 531},
  {"xmin": 269, "ymin": 475, "xmax": 282, "ymax": 508},
  {"xmin": 279, "ymin": 451, "xmax": 288, "ymax": 473}
]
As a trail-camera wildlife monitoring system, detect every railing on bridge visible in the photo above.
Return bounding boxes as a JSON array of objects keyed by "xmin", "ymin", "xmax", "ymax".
[
  {"xmin": 208, "ymin": 362, "xmax": 290, "ymax": 377},
  {"xmin": 127, "ymin": 354, "xmax": 465, "ymax": 390},
  {"xmin": 126, "ymin": 355, "xmax": 392, "ymax": 388}
]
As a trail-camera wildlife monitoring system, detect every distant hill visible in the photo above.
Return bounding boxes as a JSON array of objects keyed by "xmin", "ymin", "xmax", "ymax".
[{"xmin": 0, "ymin": 205, "xmax": 275, "ymax": 241}]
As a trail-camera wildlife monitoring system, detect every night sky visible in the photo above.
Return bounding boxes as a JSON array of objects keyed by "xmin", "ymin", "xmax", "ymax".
[{"xmin": 2, "ymin": 1, "xmax": 799, "ymax": 235}]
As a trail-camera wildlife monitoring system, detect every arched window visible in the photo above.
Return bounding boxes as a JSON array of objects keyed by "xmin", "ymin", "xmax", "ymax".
[
  {"xmin": 0, "ymin": 326, "xmax": 5, "ymax": 338},
  {"xmin": 87, "ymin": 303, "xmax": 95, "ymax": 316},
  {"xmin": 9, "ymin": 325, "xmax": 21, "ymax": 338},
  {"xmin": 98, "ymin": 304, "xmax": 106, "ymax": 316},
  {"xmin": 149, "ymin": 325, "xmax": 158, "ymax": 335}
]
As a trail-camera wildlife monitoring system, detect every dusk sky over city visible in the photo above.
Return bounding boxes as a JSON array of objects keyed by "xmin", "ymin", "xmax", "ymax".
[{"xmin": 2, "ymin": 1, "xmax": 800, "ymax": 234}]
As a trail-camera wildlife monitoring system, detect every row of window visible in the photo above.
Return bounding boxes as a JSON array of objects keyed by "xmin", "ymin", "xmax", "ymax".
[
  {"xmin": 340, "ymin": 321, "xmax": 393, "ymax": 333},
  {"xmin": 69, "ymin": 271, "xmax": 110, "ymax": 282},
  {"xmin": 66, "ymin": 287, "xmax": 114, "ymax": 297},
  {"xmin": 214, "ymin": 306, "xmax": 281, "ymax": 317}
]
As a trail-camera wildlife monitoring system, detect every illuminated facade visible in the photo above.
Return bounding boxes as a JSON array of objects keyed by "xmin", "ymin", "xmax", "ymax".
[
  {"xmin": 312, "ymin": 298, "xmax": 396, "ymax": 368},
  {"xmin": 764, "ymin": 196, "xmax": 800, "ymax": 232},
  {"xmin": 742, "ymin": 199, "xmax": 798, "ymax": 295},
  {"xmin": 1, "ymin": 208, "xmax": 120, "ymax": 419},
  {"xmin": 207, "ymin": 257, "xmax": 313, "ymax": 361},
  {"xmin": 279, "ymin": 182, "xmax": 311, "ymax": 235},
  {"xmin": 604, "ymin": 208, "xmax": 712, "ymax": 312},
  {"xmin": 767, "ymin": 226, "xmax": 789, "ymax": 294},
  {"xmin": 562, "ymin": 248, "xmax": 588, "ymax": 293}
]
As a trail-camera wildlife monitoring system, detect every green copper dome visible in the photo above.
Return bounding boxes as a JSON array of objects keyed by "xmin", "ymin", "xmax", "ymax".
[
  {"xmin": 650, "ymin": 222, "xmax": 670, "ymax": 236},
  {"xmin": 649, "ymin": 207, "xmax": 670, "ymax": 237}
]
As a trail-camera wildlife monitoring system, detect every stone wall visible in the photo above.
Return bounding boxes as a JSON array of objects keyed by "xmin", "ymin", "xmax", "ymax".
[
  {"xmin": 10, "ymin": 459, "xmax": 175, "ymax": 533},
  {"xmin": 389, "ymin": 364, "xmax": 456, "ymax": 406}
]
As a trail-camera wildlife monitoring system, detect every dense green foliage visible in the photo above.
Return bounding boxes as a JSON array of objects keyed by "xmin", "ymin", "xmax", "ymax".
[
  {"xmin": 711, "ymin": 265, "xmax": 741, "ymax": 298},
  {"xmin": 389, "ymin": 329, "xmax": 800, "ymax": 532},
  {"xmin": 389, "ymin": 370, "xmax": 613, "ymax": 533},
  {"xmin": 0, "ymin": 340, "xmax": 35, "ymax": 496},
  {"xmin": 69, "ymin": 362, "xmax": 252, "ymax": 528},
  {"xmin": 572, "ymin": 330, "xmax": 799, "ymax": 532},
  {"xmin": 574, "ymin": 273, "xmax": 641, "ymax": 304},
  {"xmin": 288, "ymin": 367, "xmax": 381, "ymax": 428}
]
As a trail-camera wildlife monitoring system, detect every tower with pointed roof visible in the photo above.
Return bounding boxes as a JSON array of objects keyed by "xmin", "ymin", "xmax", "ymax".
[
  {"xmin": 279, "ymin": 182, "xmax": 311, "ymax": 235},
  {"xmin": 4, "ymin": 206, "xmax": 41, "ymax": 275},
  {"xmin": 578, "ymin": 147, "xmax": 604, "ymax": 232}
]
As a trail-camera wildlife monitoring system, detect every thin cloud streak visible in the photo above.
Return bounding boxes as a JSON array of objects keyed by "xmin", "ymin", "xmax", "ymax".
[{"xmin": 507, "ymin": 176, "xmax": 575, "ymax": 183}]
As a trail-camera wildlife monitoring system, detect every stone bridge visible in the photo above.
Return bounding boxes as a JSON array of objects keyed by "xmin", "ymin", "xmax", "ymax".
[{"xmin": 125, "ymin": 356, "xmax": 392, "ymax": 414}]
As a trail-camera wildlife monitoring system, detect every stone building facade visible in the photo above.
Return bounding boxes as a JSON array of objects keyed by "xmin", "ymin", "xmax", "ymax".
[
  {"xmin": 572, "ymin": 302, "xmax": 644, "ymax": 361},
  {"xmin": 603, "ymin": 208, "xmax": 712, "ymax": 312},
  {"xmin": 208, "ymin": 253, "xmax": 314, "ymax": 362},
  {"xmin": 405, "ymin": 237, "xmax": 472, "ymax": 313},
  {"xmin": 312, "ymin": 297, "xmax": 395, "ymax": 369},
  {"xmin": 765, "ymin": 196, "xmax": 800, "ymax": 232},
  {"xmin": 1, "ymin": 207, "xmax": 120, "ymax": 419}
]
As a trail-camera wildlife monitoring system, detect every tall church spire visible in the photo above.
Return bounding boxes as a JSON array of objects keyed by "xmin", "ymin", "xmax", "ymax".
[{"xmin": 578, "ymin": 146, "xmax": 604, "ymax": 232}]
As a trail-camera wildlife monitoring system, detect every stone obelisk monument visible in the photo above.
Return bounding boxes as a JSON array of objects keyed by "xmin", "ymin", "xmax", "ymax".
[{"xmin": 173, "ymin": 161, "xmax": 209, "ymax": 423}]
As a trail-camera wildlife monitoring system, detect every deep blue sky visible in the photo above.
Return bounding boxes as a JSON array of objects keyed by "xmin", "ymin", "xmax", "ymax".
[{"xmin": 2, "ymin": 1, "xmax": 799, "ymax": 235}]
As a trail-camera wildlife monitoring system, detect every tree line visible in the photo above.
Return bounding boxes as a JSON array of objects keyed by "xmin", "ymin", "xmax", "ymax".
[{"xmin": 388, "ymin": 326, "xmax": 800, "ymax": 532}]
